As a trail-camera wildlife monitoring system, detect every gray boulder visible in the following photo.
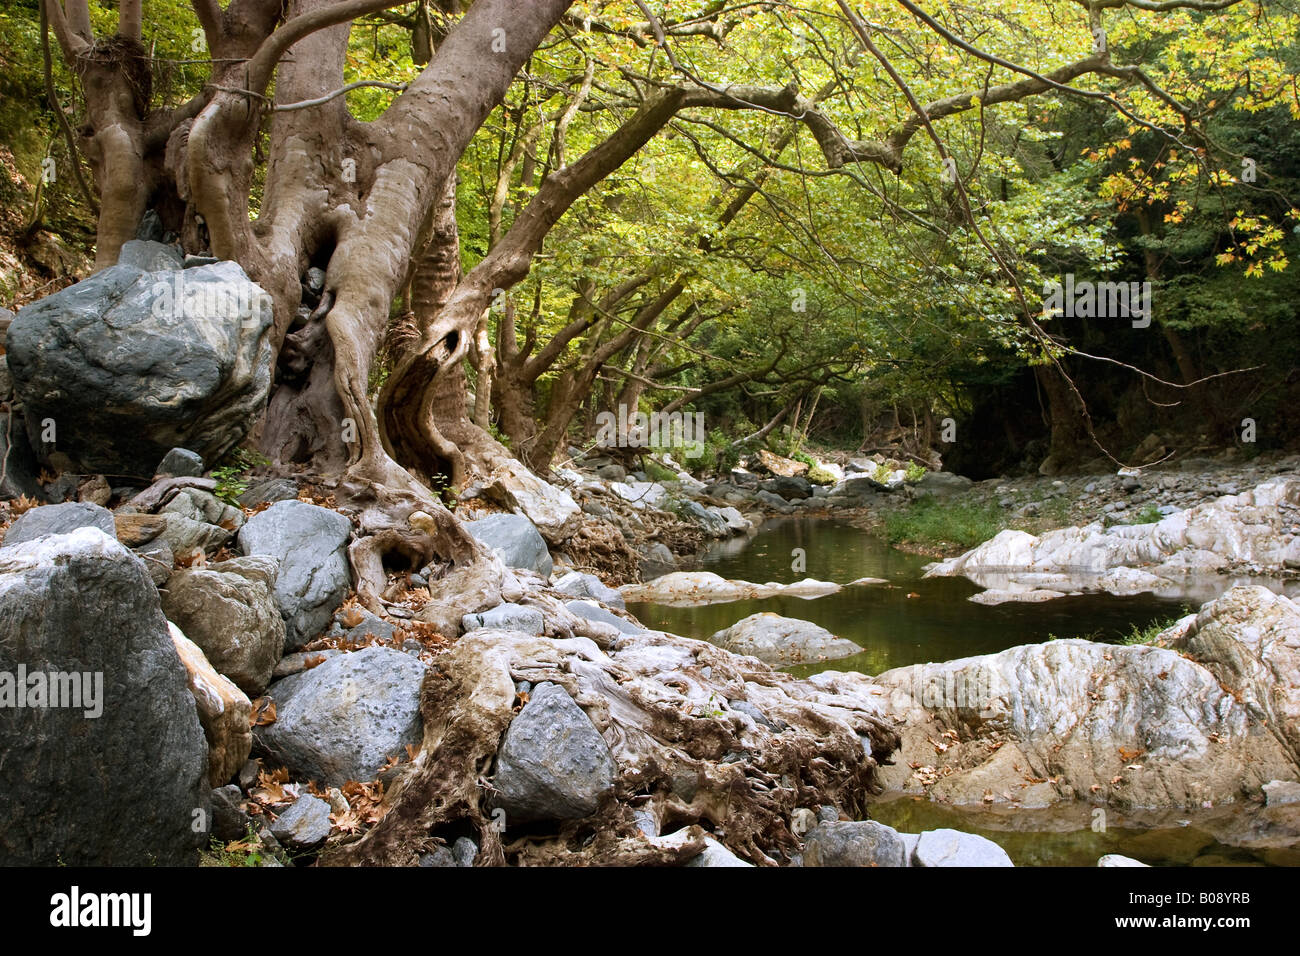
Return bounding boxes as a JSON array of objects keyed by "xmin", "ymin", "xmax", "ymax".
[
  {"xmin": 492, "ymin": 682, "xmax": 617, "ymax": 823},
  {"xmin": 710, "ymin": 612, "xmax": 860, "ymax": 666},
  {"xmin": 462, "ymin": 602, "xmax": 545, "ymax": 635},
  {"xmin": 160, "ymin": 486, "xmax": 243, "ymax": 531},
  {"xmin": 912, "ymin": 828, "xmax": 1014, "ymax": 867},
  {"xmin": 0, "ymin": 501, "xmax": 115, "ymax": 549},
  {"xmin": 161, "ymin": 556, "xmax": 285, "ymax": 696},
  {"xmin": 156, "ymin": 447, "xmax": 205, "ymax": 478},
  {"xmin": 801, "ymin": 820, "xmax": 909, "ymax": 867},
  {"xmin": 210, "ymin": 784, "xmax": 252, "ymax": 842},
  {"xmin": 0, "ymin": 528, "xmax": 209, "ymax": 864},
  {"xmin": 238, "ymin": 477, "xmax": 298, "ymax": 508},
  {"xmin": 553, "ymin": 570, "xmax": 625, "ymax": 609},
  {"xmin": 6, "ymin": 260, "xmax": 274, "ymax": 476},
  {"xmin": 238, "ymin": 500, "xmax": 352, "ymax": 648},
  {"xmin": 565, "ymin": 599, "xmax": 642, "ymax": 634},
  {"xmin": 158, "ymin": 512, "xmax": 233, "ymax": 556},
  {"xmin": 116, "ymin": 239, "xmax": 183, "ymax": 272},
  {"xmin": 464, "ymin": 513, "xmax": 552, "ymax": 577},
  {"xmin": 754, "ymin": 489, "xmax": 796, "ymax": 513},
  {"xmin": 269, "ymin": 795, "xmax": 333, "ymax": 849},
  {"xmin": 759, "ymin": 475, "xmax": 813, "ymax": 501},
  {"xmin": 254, "ymin": 646, "xmax": 427, "ymax": 786},
  {"xmin": 918, "ymin": 471, "xmax": 973, "ymax": 497}
]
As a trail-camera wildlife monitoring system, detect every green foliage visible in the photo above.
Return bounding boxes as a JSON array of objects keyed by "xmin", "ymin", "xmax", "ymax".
[
  {"xmin": 1126, "ymin": 504, "xmax": 1165, "ymax": 525},
  {"xmin": 643, "ymin": 458, "xmax": 677, "ymax": 482},
  {"xmin": 806, "ymin": 463, "xmax": 837, "ymax": 485},
  {"xmin": 1121, "ymin": 615, "xmax": 1180, "ymax": 646},
  {"xmin": 211, "ymin": 448, "xmax": 270, "ymax": 506},
  {"xmin": 904, "ymin": 462, "xmax": 928, "ymax": 483},
  {"xmin": 884, "ymin": 497, "xmax": 1005, "ymax": 550},
  {"xmin": 872, "ymin": 462, "xmax": 893, "ymax": 485}
]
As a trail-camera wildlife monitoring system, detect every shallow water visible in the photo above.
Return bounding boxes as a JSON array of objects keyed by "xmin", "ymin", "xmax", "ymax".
[
  {"xmin": 627, "ymin": 515, "xmax": 1298, "ymax": 866},
  {"xmin": 629, "ymin": 516, "xmax": 1195, "ymax": 678}
]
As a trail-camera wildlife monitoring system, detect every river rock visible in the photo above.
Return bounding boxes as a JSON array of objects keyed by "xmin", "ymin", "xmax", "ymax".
[
  {"xmin": 155, "ymin": 447, "xmax": 204, "ymax": 478},
  {"xmin": 918, "ymin": 471, "xmax": 973, "ymax": 496},
  {"xmin": 492, "ymin": 681, "xmax": 617, "ymax": 823},
  {"xmin": 158, "ymin": 511, "xmax": 232, "ymax": 556},
  {"xmin": 161, "ymin": 486, "xmax": 243, "ymax": 531},
  {"xmin": 0, "ymin": 501, "xmax": 115, "ymax": 549},
  {"xmin": 759, "ymin": 475, "xmax": 813, "ymax": 501},
  {"xmin": 609, "ymin": 480, "xmax": 669, "ymax": 510},
  {"xmin": 169, "ymin": 621, "xmax": 253, "ymax": 787},
  {"xmin": 6, "ymin": 260, "xmax": 274, "ymax": 476},
  {"xmin": 0, "ymin": 528, "xmax": 209, "ymax": 864},
  {"xmin": 117, "ymin": 238, "xmax": 183, "ymax": 271},
  {"xmin": 754, "ymin": 449, "xmax": 808, "ymax": 478},
  {"xmin": 710, "ymin": 612, "xmax": 860, "ymax": 666},
  {"xmin": 553, "ymin": 570, "xmax": 625, "ymax": 609},
  {"xmin": 269, "ymin": 794, "xmax": 333, "ymax": 849},
  {"xmin": 913, "ymin": 829, "xmax": 1014, "ymax": 867},
  {"xmin": 462, "ymin": 602, "xmax": 545, "ymax": 635},
  {"xmin": 623, "ymin": 571, "xmax": 878, "ymax": 606},
  {"xmin": 464, "ymin": 513, "xmax": 552, "ymax": 577},
  {"xmin": 927, "ymin": 477, "xmax": 1300, "ymax": 600},
  {"xmin": 801, "ymin": 820, "xmax": 908, "ymax": 866},
  {"xmin": 254, "ymin": 646, "xmax": 427, "ymax": 786},
  {"xmin": 565, "ymin": 599, "xmax": 642, "ymax": 634},
  {"xmin": 1098, "ymin": 854, "xmax": 1149, "ymax": 867},
  {"xmin": 161, "ymin": 556, "xmax": 285, "ymax": 696},
  {"xmin": 238, "ymin": 500, "xmax": 352, "ymax": 648},
  {"xmin": 463, "ymin": 463, "xmax": 581, "ymax": 542},
  {"xmin": 211, "ymin": 785, "xmax": 253, "ymax": 842},
  {"xmin": 837, "ymin": 585, "xmax": 1300, "ymax": 809}
]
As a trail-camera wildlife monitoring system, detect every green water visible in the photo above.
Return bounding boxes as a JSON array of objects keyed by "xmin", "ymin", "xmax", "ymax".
[
  {"xmin": 627, "ymin": 515, "xmax": 1299, "ymax": 866},
  {"xmin": 628, "ymin": 516, "xmax": 1192, "ymax": 678}
]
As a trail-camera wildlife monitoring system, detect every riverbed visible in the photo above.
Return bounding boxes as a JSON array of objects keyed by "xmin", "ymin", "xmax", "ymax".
[{"xmin": 627, "ymin": 515, "xmax": 1300, "ymax": 866}]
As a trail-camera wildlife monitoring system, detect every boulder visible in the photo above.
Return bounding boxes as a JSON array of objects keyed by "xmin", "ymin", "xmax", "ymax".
[
  {"xmin": 927, "ymin": 477, "xmax": 1300, "ymax": 599},
  {"xmin": 492, "ymin": 681, "xmax": 617, "ymax": 823},
  {"xmin": 463, "ymin": 463, "xmax": 581, "ymax": 542},
  {"xmin": 161, "ymin": 556, "xmax": 285, "ymax": 696},
  {"xmin": 553, "ymin": 570, "xmax": 625, "ymax": 609},
  {"xmin": 238, "ymin": 477, "xmax": 299, "ymax": 507},
  {"xmin": 710, "ymin": 612, "xmax": 860, "ymax": 666},
  {"xmin": 0, "ymin": 528, "xmax": 209, "ymax": 864},
  {"xmin": 238, "ymin": 500, "xmax": 352, "ymax": 648},
  {"xmin": 828, "ymin": 586, "xmax": 1300, "ymax": 809},
  {"xmin": 754, "ymin": 449, "xmax": 808, "ymax": 478},
  {"xmin": 1263, "ymin": 780, "xmax": 1300, "ymax": 807},
  {"xmin": 609, "ymin": 480, "xmax": 669, "ymax": 510},
  {"xmin": 1098, "ymin": 854, "xmax": 1149, "ymax": 867},
  {"xmin": 160, "ymin": 486, "xmax": 242, "ymax": 531},
  {"xmin": 269, "ymin": 795, "xmax": 333, "ymax": 849},
  {"xmin": 801, "ymin": 820, "xmax": 909, "ymax": 867},
  {"xmin": 116, "ymin": 238, "xmax": 183, "ymax": 272},
  {"xmin": 912, "ymin": 829, "xmax": 1014, "ymax": 867},
  {"xmin": 156, "ymin": 447, "xmax": 204, "ymax": 479},
  {"xmin": 1, "ymin": 500, "xmax": 115, "ymax": 549},
  {"xmin": 169, "ymin": 622, "xmax": 253, "ymax": 787},
  {"xmin": 759, "ymin": 475, "xmax": 813, "ymax": 501},
  {"xmin": 464, "ymin": 513, "xmax": 552, "ymax": 577},
  {"xmin": 158, "ymin": 512, "xmax": 232, "ymax": 556},
  {"xmin": 917, "ymin": 471, "xmax": 973, "ymax": 497},
  {"xmin": 462, "ymin": 602, "xmax": 545, "ymax": 635},
  {"xmin": 565, "ymin": 599, "xmax": 642, "ymax": 634},
  {"xmin": 254, "ymin": 646, "xmax": 427, "ymax": 786},
  {"xmin": 210, "ymin": 785, "xmax": 253, "ymax": 842},
  {"xmin": 622, "ymin": 571, "xmax": 880, "ymax": 607},
  {"xmin": 6, "ymin": 260, "xmax": 274, "ymax": 476}
]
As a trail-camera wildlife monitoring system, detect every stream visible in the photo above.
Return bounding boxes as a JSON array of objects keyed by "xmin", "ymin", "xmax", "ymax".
[{"xmin": 627, "ymin": 515, "xmax": 1300, "ymax": 866}]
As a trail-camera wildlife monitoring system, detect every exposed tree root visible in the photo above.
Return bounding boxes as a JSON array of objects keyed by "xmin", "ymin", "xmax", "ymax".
[{"xmin": 319, "ymin": 628, "xmax": 899, "ymax": 867}]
